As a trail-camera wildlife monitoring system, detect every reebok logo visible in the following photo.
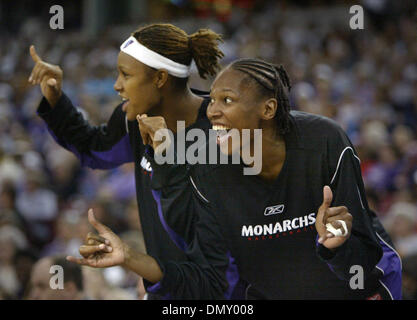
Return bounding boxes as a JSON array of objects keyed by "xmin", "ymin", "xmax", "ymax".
[{"xmin": 264, "ymin": 204, "xmax": 284, "ymax": 216}]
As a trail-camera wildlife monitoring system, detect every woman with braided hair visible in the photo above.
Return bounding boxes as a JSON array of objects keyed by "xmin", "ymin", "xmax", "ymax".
[
  {"xmin": 28, "ymin": 23, "xmax": 224, "ymax": 297},
  {"xmin": 68, "ymin": 58, "xmax": 401, "ymax": 300}
]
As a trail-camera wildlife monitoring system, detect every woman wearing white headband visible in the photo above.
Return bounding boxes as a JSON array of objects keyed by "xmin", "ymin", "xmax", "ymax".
[{"xmin": 28, "ymin": 23, "xmax": 224, "ymax": 297}]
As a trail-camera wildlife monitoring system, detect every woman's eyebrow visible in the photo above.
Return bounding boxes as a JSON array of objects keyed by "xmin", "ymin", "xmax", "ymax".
[
  {"xmin": 211, "ymin": 87, "xmax": 238, "ymax": 95},
  {"xmin": 221, "ymin": 88, "xmax": 237, "ymax": 93},
  {"xmin": 118, "ymin": 64, "xmax": 130, "ymax": 72}
]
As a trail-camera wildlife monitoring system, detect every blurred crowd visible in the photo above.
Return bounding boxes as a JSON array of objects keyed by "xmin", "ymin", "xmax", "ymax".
[{"xmin": 0, "ymin": 1, "xmax": 416, "ymax": 299}]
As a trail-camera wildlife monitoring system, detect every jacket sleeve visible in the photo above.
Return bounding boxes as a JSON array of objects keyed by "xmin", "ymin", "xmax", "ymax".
[
  {"xmin": 37, "ymin": 93, "xmax": 134, "ymax": 169},
  {"xmin": 147, "ymin": 190, "xmax": 230, "ymax": 299},
  {"xmin": 142, "ymin": 141, "xmax": 234, "ymax": 299},
  {"xmin": 146, "ymin": 144, "xmax": 204, "ymax": 249},
  {"xmin": 316, "ymin": 126, "xmax": 382, "ymax": 281}
]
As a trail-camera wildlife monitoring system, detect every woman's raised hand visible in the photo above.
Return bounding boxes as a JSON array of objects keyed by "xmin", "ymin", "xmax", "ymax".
[
  {"xmin": 28, "ymin": 45, "xmax": 63, "ymax": 107},
  {"xmin": 67, "ymin": 209, "xmax": 127, "ymax": 268},
  {"xmin": 315, "ymin": 186, "xmax": 353, "ymax": 250}
]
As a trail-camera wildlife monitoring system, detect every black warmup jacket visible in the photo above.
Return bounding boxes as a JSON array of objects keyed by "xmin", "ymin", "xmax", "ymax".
[
  {"xmin": 36, "ymin": 91, "xmax": 211, "ymax": 292},
  {"xmin": 148, "ymin": 111, "xmax": 402, "ymax": 300}
]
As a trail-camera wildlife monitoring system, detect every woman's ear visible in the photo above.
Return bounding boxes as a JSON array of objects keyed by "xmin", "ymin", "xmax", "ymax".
[
  {"xmin": 261, "ymin": 98, "xmax": 278, "ymax": 120},
  {"xmin": 154, "ymin": 69, "xmax": 169, "ymax": 89}
]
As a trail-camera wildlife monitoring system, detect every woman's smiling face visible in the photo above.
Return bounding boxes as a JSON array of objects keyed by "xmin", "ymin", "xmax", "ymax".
[{"xmin": 207, "ymin": 67, "xmax": 275, "ymax": 155}]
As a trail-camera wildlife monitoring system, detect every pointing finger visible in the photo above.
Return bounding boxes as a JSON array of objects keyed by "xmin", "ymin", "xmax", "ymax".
[
  {"xmin": 30, "ymin": 45, "xmax": 42, "ymax": 63},
  {"xmin": 87, "ymin": 209, "xmax": 111, "ymax": 234},
  {"xmin": 321, "ymin": 186, "xmax": 333, "ymax": 209},
  {"xmin": 320, "ymin": 186, "xmax": 333, "ymax": 225}
]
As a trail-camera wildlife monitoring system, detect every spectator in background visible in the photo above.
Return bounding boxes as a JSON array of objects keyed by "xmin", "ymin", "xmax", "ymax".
[
  {"xmin": 82, "ymin": 267, "xmax": 136, "ymax": 300},
  {"xmin": 47, "ymin": 148, "xmax": 82, "ymax": 202},
  {"xmin": 0, "ymin": 181, "xmax": 25, "ymax": 231},
  {"xmin": 90, "ymin": 197, "xmax": 128, "ymax": 235},
  {"xmin": 27, "ymin": 255, "xmax": 84, "ymax": 300},
  {"xmin": 0, "ymin": 180, "xmax": 30, "ymax": 299},
  {"xmin": 13, "ymin": 249, "xmax": 38, "ymax": 299},
  {"xmin": 16, "ymin": 172, "xmax": 58, "ymax": 248},
  {"xmin": 383, "ymin": 202, "xmax": 417, "ymax": 257},
  {"xmin": 0, "ymin": 153, "xmax": 25, "ymax": 189},
  {"xmin": 0, "ymin": 181, "xmax": 29, "ymax": 255},
  {"xmin": 41, "ymin": 209, "xmax": 88, "ymax": 258},
  {"xmin": 0, "ymin": 234, "xmax": 20, "ymax": 298},
  {"xmin": 99, "ymin": 164, "xmax": 136, "ymax": 202}
]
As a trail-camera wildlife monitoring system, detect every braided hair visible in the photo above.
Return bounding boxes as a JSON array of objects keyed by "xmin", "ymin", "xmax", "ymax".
[{"xmin": 230, "ymin": 58, "xmax": 292, "ymax": 135}]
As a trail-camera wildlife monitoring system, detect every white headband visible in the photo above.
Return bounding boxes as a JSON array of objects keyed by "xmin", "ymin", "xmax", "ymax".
[{"xmin": 120, "ymin": 36, "xmax": 191, "ymax": 78}]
